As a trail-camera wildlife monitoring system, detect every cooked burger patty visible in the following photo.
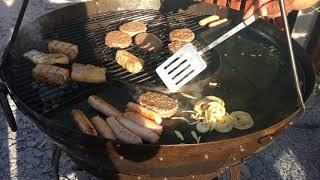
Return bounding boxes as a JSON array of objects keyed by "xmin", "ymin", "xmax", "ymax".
[
  {"xmin": 105, "ymin": 31, "xmax": 132, "ymax": 49},
  {"xmin": 168, "ymin": 41, "xmax": 188, "ymax": 54},
  {"xmin": 138, "ymin": 92, "xmax": 178, "ymax": 118},
  {"xmin": 116, "ymin": 50, "xmax": 144, "ymax": 74},
  {"xmin": 169, "ymin": 28, "xmax": 195, "ymax": 42},
  {"xmin": 134, "ymin": 33, "xmax": 162, "ymax": 52},
  {"xmin": 119, "ymin": 21, "xmax": 147, "ymax": 36}
]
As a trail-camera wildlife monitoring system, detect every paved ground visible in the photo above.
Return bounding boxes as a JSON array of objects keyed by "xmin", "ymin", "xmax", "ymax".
[{"xmin": 0, "ymin": 1, "xmax": 320, "ymax": 179}]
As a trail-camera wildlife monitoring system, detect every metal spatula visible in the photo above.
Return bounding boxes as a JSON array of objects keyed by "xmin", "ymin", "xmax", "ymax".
[{"xmin": 156, "ymin": 14, "xmax": 258, "ymax": 92}]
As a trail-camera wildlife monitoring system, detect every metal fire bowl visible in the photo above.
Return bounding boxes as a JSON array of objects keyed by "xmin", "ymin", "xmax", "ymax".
[{"xmin": 1, "ymin": 0, "xmax": 315, "ymax": 178}]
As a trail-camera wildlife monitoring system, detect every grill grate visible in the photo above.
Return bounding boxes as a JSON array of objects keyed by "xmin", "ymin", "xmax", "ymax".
[{"xmin": 12, "ymin": 9, "xmax": 219, "ymax": 114}]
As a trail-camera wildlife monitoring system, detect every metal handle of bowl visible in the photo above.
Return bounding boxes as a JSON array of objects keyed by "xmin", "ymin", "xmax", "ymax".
[
  {"xmin": 3, "ymin": 0, "xmax": 29, "ymax": 60},
  {"xmin": 0, "ymin": 83, "xmax": 17, "ymax": 132},
  {"xmin": 279, "ymin": 0, "xmax": 305, "ymax": 110}
]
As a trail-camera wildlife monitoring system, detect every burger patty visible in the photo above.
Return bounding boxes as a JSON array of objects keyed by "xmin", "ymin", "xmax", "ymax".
[
  {"xmin": 134, "ymin": 33, "xmax": 163, "ymax": 52},
  {"xmin": 169, "ymin": 28, "xmax": 195, "ymax": 42},
  {"xmin": 138, "ymin": 92, "xmax": 178, "ymax": 118},
  {"xmin": 119, "ymin": 21, "xmax": 147, "ymax": 37},
  {"xmin": 168, "ymin": 41, "xmax": 188, "ymax": 54},
  {"xmin": 105, "ymin": 31, "xmax": 132, "ymax": 49}
]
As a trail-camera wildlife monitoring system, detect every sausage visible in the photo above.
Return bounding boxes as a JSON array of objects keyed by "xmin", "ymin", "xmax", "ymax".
[
  {"xmin": 23, "ymin": 49, "xmax": 69, "ymax": 65},
  {"xmin": 71, "ymin": 63, "xmax": 107, "ymax": 83},
  {"xmin": 199, "ymin": 15, "xmax": 220, "ymax": 26},
  {"xmin": 71, "ymin": 109, "xmax": 98, "ymax": 136},
  {"xmin": 123, "ymin": 112, "xmax": 163, "ymax": 135},
  {"xmin": 126, "ymin": 102, "xmax": 162, "ymax": 124},
  {"xmin": 90, "ymin": 115, "xmax": 116, "ymax": 140},
  {"xmin": 48, "ymin": 40, "xmax": 78, "ymax": 60},
  {"xmin": 106, "ymin": 116, "xmax": 142, "ymax": 144},
  {"xmin": 32, "ymin": 64, "xmax": 70, "ymax": 86},
  {"xmin": 88, "ymin": 95, "xmax": 122, "ymax": 117},
  {"xmin": 208, "ymin": 18, "xmax": 228, "ymax": 28},
  {"xmin": 117, "ymin": 116, "xmax": 159, "ymax": 143}
]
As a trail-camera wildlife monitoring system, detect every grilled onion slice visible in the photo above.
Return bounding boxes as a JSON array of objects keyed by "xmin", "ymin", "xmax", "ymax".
[{"xmin": 230, "ymin": 111, "xmax": 254, "ymax": 130}]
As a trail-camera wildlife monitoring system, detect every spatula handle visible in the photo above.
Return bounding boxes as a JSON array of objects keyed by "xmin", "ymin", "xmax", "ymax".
[{"xmin": 198, "ymin": 14, "xmax": 258, "ymax": 55}]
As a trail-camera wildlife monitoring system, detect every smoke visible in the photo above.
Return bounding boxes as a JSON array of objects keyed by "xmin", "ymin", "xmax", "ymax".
[{"xmin": 15, "ymin": 22, "xmax": 45, "ymax": 54}]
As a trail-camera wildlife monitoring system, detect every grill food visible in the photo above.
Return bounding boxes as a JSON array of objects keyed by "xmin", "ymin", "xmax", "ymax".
[
  {"xmin": 138, "ymin": 92, "xmax": 178, "ymax": 118},
  {"xmin": 169, "ymin": 28, "xmax": 195, "ymax": 42},
  {"xmin": 105, "ymin": 31, "xmax": 132, "ymax": 49},
  {"xmin": 48, "ymin": 40, "xmax": 78, "ymax": 60},
  {"xmin": 90, "ymin": 115, "xmax": 116, "ymax": 140},
  {"xmin": 208, "ymin": 18, "xmax": 228, "ymax": 28},
  {"xmin": 106, "ymin": 116, "xmax": 143, "ymax": 144},
  {"xmin": 115, "ymin": 50, "xmax": 144, "ymax": 73},
  {"xmin": 123, "ymin": 112, "xmax": 163, "ymax": 135},
  {"xmin": 199, "ymin": 15, "xmax": 220, "ymax": 26},
  {"xmin": 168, "ymin": 41, "xmax": 188, "ymax": 54},
  {"xmin": 23, "ymin": 50, "xmax": 69, "ymax": 64},
  {"xmin": 1, "ymin": 0, "xmax": 314, "ymax": 178},
  {"xmin": 71, "ymin": 63, "xmax": 107, "ymax": 83},
  {"xmin": 230, "ymin": 111, "xmax": 254, "ymax": 130},
  {"xmin": 32, "ymin": 64, "xmax": 70, "ymax": 86},
  {"xmin": 117, "ymin": 115, "xmax": 159, "ymax": 143},
  {"xmin": 88, "ymin": 95, "xmax": 122, "ymax": 117},
  {"xmin": 127, "ymin": 102, "xmax": 162, "ymax": 124},
  {"xmin": 71, "ymin": 109, "xmax": 98, "ymax": 136},
  {"xmin": 119, "ymin": 21, "xmax": 147, "ymax": 36},
  {"xmin": 134, "ymin": 32, "xmax": 162, "ymax": 52}
]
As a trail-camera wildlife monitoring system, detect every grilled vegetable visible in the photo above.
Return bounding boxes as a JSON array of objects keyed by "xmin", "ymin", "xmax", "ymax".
[
  {"xmin": 32, "ymin": 64, "xmax": 70, "ymax": 86},
  {"xmin": 196, "ymin": 122, "xmax": 210, "ymax": 133},
  {"xmin": 48, "ymin": 40, "xmax": 78, "ymax": 60},
  {"xmin": 71, "ymin": 63, "xmax": 107, "ymax": 83},
  {"xmin": 88, "ymin": 95, "xmax": 122, "ymax": 117},
  {"xmin": 123, "ymin": 112, "xmax": 163, "ymax": 135},
  {"xmin": 214, "ymin": 114, "xmax": 233, "ymax": 133},
  {"xmin": 71, "ymin": 109, "xmax": 98, "ymax": 136},
  {"xmin": 115, "ymin": 50, "xmax": 144, "ymax": 74},
  {"xmin": 23, "ymin": 49, "xmax": 69, "ymax": 64},
  {"xmin": 126, "ymin": 102, "xmax": 162, "ymax": 124},
  {"xmin": 106, "ymin": 116, "xmax": 142, "ymax": 144},
  {"xmin": 117, "ymin": 116, "xmax": 159, "ymax": 143},
  {"xmin": 174, "ymin": 130, "xmax": 184, "ymax": 141},
  {"xmin": 91, "ymin": 115, "xmax": 116, "ymax": 140},
  {"xmin": 230, "ymin": 111, "xmax": 254, "ymax": 130}
]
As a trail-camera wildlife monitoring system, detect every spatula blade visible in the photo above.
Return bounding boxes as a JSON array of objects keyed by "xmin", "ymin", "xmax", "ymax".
[{"xmin": 156, "ymin": 43, "xmax": 207, "ymax": 92}]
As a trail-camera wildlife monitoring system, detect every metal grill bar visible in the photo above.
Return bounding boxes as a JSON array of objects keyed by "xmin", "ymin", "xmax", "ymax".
[{"xmin": 12, "ymin": 9, "xmax": 218, "ymax": 114}]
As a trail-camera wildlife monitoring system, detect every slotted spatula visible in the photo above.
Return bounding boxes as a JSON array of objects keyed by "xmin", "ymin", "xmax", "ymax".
[{"xmin": 156, "ymin": 14, "xmax": 258, "ymax": 92}]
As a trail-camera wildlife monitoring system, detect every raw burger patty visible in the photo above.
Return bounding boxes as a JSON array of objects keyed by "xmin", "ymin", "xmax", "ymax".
[
  {"xmin": 105, "ymin": 31, "xmax": 132, "ymax": 49},
  {"xmin": 168, "ymin": 41, "xmax": 188, "ymax": 54},
  {"xmin": 138, "ymin": 91, "xmax": 178, "ymax": 118},
  {"xmin": 169, "ymin": 28, "xmax": 195, "ymax": 42},
  {"xmin": 119, "ymin": 21, "xmax": 147, "ymax": 36},
  {"xmin": 134, "ymin": 33, "xmax": 162, "ymax": 52}
]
